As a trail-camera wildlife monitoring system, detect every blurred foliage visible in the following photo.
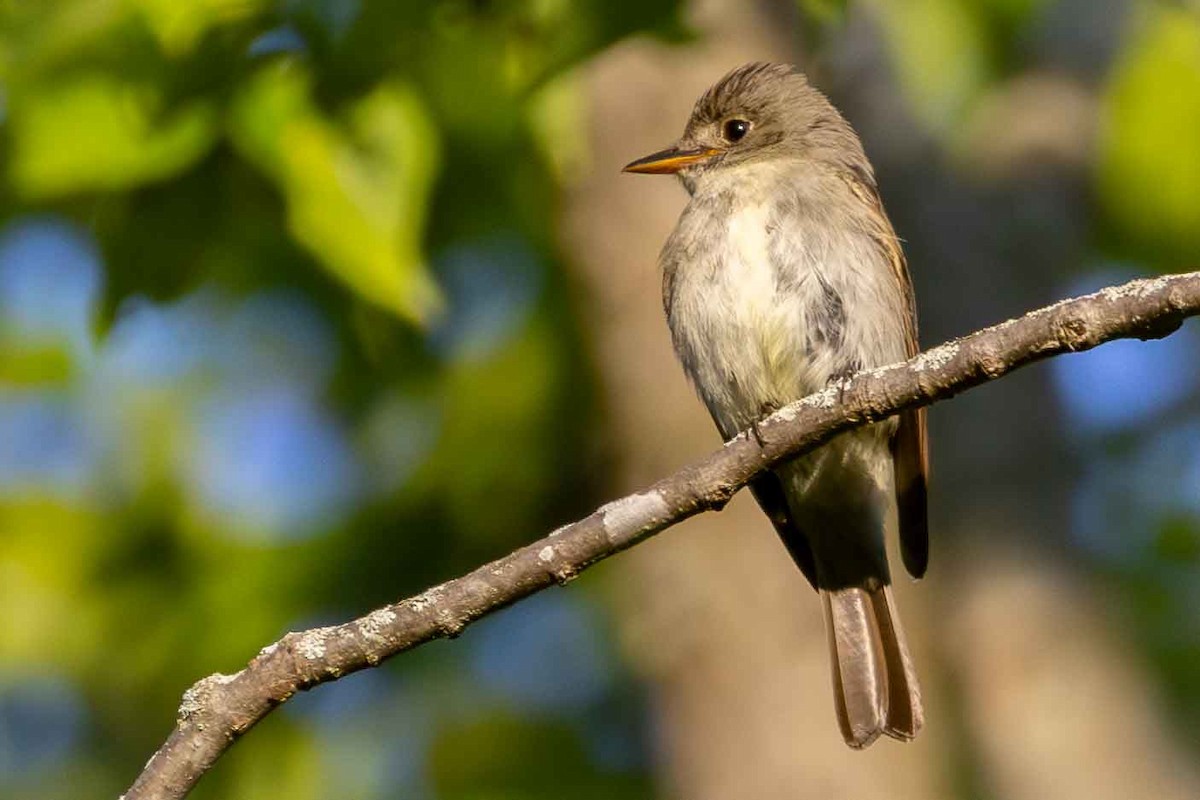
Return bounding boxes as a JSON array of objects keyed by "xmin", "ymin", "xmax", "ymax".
[
  {"xmin": 869, "ymin": 0, "xmax": 995, "ymax": 130},
  {"xmin": 230, "ymin": 66, "xmax": 442, "ymax": 322},
  {"xmin": 0, "ymin": 1, "xmax": 684, "ymax": 798},
  {"xmin": 866, "ymin": 0, "xmax": 1053, "ymax": 132},
  {"xmin": 1097, "ymin": 4, "xmax": 1200, "ymax": 266},
  {"xmin": 0, "ymin": 0, "xmax": 1198, "ymax": 799}
]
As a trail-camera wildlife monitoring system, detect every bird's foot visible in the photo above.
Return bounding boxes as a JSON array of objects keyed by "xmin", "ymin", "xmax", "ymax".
[
  {"xmin": 827, "ymin": 360, "xmax": 862, "ymax": 405},
  {"xmin": 751, "ymin": 402, "xmax": 780, "ymax": 448}
]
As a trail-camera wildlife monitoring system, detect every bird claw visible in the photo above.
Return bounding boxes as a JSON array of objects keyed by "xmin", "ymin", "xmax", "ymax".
[
  {"xmin": 827, "ymin": 362, "xmax": 861, "ymax": 405},
  {"xmin": 751, "ymin": 402, "xmax": 780, "ymax": 448},
  {"xmin": 751, "ymin": 419, "xmax": 767, "ymax": 448}
]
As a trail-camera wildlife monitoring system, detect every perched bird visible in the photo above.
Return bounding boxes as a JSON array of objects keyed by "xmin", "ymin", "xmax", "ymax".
[{"xmin": 623, "ymin": 62, "xmax": 928, "ymax": 748}]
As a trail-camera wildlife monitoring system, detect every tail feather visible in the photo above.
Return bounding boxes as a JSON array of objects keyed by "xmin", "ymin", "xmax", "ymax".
[
  {"xmin": 870, "ymin": 585, "xmax": 924, "ymax": 740},
  {"xmin": 822, "ymin": 585, "xmax": 923, "ymax": 748},
  {"xmin": 823, "ymin": 588, "xmax": 887, "ymax": 748}
]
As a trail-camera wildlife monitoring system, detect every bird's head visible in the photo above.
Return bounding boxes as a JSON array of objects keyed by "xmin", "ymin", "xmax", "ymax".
[{"xmin": 623, "ymin": 62, "xmax": 867, "ymax": 193}]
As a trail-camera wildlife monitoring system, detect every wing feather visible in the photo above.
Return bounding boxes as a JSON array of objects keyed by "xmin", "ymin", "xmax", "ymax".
[
  {"xmin": 749, "ymin": 474, "xmax": 819, "ymax": 590},
  {"xmin": 844, "ymin": 170, "xmax": 930, "ymax": 579}
]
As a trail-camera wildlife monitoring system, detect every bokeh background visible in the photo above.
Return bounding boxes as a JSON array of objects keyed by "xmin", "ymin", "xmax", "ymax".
[{"xmin": 1, "ymin": 1, "xmax": 1199, "ymax": 798}]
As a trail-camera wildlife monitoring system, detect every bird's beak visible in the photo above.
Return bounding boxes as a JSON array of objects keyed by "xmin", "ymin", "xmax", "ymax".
[{"xmin": 622, "ymin": 145, "xmax": 721, "ymax": 174}]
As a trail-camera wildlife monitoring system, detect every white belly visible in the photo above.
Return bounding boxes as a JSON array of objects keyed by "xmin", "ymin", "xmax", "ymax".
[
  {"xmin": 664, "ymin": 195, "xmax": 906, "ymax": 439},
  {"xmin": 667, "ymin": 203, "xmax": 812, "ymax": 436}
]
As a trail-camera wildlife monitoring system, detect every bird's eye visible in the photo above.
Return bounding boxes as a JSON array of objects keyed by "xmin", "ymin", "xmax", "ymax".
[{"xmin": 723, "ymin": 119, "xmax": 751, "ymax": 142}]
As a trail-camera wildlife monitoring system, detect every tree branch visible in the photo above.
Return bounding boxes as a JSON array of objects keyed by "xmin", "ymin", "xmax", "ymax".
[{"xmin": 122, "ymin": 271, "xmax": 1200, "ymax": 800}]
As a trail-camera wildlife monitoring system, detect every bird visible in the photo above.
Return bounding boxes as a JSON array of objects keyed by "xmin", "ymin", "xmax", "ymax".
[{"xmin": 623, "ymin": 62, "xmax": 928, "ymax": 748}]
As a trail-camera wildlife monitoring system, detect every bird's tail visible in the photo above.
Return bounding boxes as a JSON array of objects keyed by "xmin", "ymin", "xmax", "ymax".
[{"xmin": 821, "ymin": 584, "xmax": 923, "ymax": 748}]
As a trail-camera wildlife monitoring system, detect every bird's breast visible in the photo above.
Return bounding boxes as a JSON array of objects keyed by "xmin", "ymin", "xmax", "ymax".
[
  {"xmin": 664, "ymin": 198, "xmax": 822, "ymax": 436},
  {"xmin": 662, "ymin": 181, "xmax": 909, "ymax": 439}
]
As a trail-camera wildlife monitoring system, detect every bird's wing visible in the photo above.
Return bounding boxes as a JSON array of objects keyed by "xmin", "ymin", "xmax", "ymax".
[
  {"xmin": 708, "ymin": 409, "xmax": 820, "ymax": 589},
  {"xmin": 748, "ymin": 473, "xmax": 819, "ymax": 590},
  {"xmin": 844, "ymin": 169, "xmax": 929, "ymax": 579}
]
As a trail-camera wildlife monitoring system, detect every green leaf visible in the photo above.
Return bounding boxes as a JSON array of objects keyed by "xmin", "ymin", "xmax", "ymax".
[
  {"xmin": 1154, "ymin": 514, "xmax": 1200, "ymax": 565},
  {"xmin": 130, "ymin": 0, "xmax": 269, "ymax": 56},
  {"xmin": 7, "ymin": 75, "xmax": 218, "ymax": 198},
  {"xmin": 1096, "ymin": 6, "xmax": 1200, "ymax": 265},
  {"xmin": 0, "ymin": 342, "xmax": 74, "ymax": 384},
  {"xmin": 868, "ymin": 0, "xmax": 992, "ymax": 132},
  {"xmin": 526, "ymin": 71, "xmax": 589, "ymax": 182},
  {"xmin": 797, "ymin": 0, "xmax": 849, "ymax": 26},
  {"xmin": 231, "ymin": 65, "xmax": 443, "ymax": 324}
]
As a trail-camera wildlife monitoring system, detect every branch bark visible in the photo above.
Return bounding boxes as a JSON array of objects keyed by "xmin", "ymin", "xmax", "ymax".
[{"xmin": 122, "ymin": 271, "xmax": 1200, "ymax": 800}]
